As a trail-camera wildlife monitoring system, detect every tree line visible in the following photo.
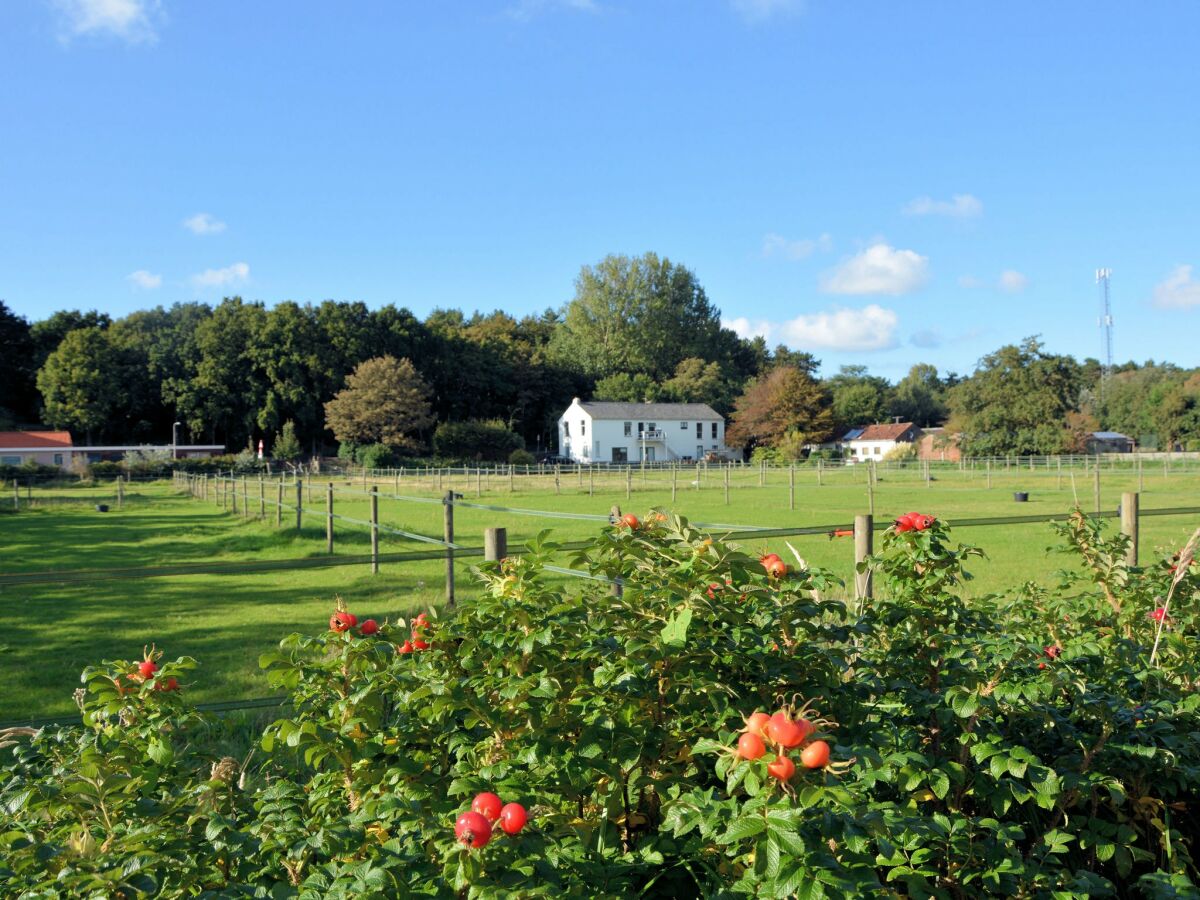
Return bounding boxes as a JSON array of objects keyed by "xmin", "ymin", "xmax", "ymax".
[{"xmin": 2, "ymin": 252, "xmax": 1198, "ymax": 460}]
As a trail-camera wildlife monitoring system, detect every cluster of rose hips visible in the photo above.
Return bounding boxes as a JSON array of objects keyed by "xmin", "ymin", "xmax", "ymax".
[
  {"xmin": 1038, "ymin": 644, "xmax": 1061, "ymax": 670},
  {"xmin": 759, "ymin": 552, "xmax": 789, "ymax": 579},
  {"xmin": 398, "ymin": 612, "xmax": 432, "ymax": 654},
  {"xmin": 894, "ymin": 512, "xmax": 935, "ymax": 532},
  {"xmin": 1149, "ymin": 607, "xmax": 1170, "ymax": 624},
  {"xmin": 454, "ymin": 791, "xmax": 528, "ymax": 849},
  {"xmin": 114, "ymin": 646, "xmax": 179, "ymax": 694},
  {"xmin": 729, "ymin": 704, "xmax": 848, "ymax": 783},
  {"xmin": 329, "ymin": 607, "xmax": 380, "ymax": 637}
]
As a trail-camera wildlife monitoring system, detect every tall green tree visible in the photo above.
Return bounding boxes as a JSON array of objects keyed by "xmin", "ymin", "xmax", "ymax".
[
  {"xmin": 36, "ymin": 327, "xmax": 125, "ymax": 441},
  {"xmin": 593, "ymin": 372, "xmax": 662, "ymax": 403},
  {"xmin": 30, "ymin": 309, "xmax": 112, "ymax": 373},
  {"xmin": 324, "ymin": 356, "xmax": 434, "ymax": 451},
  {"xmin": 549, "ymin": 252, "xmax": 737, "ymax": 381},
  {"xmin": 0, "ymin": 301, "xmax": 36, "ymax": 426},
  {"xmin": 947, "ymin": 337, "xmax": 1084, "ymax": 455},
  {"xmin": 177, "ymin": 298, "xmax": 268, "ymax": 448},
  {"xmin": 826, "ymin": 365, "xmax": 893, "ymax": 431},
  {"xmin": 890, "ymin": 363, "xmax": 948, "ymax": 427}
]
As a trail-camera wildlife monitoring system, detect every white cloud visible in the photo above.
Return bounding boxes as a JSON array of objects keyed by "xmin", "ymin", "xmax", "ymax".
[
  {"xmin": 731, "ymin": 0, "xmax": 804, "ymax": 23},
  {"xmin": 762, "ymin": 232, "xmax": 832, "ymax": 260},
  {"xmin": 821, "ymin": 243, "xmax": 929, "ymax": 296},
  {"xmin": 957, "ymin": 275, "xmax": 982, "ymax": 289},
  {"xmin": 192, "ymin": 262, "xmax": 249, "ymax": 288},
  {"xmin": 903, "ymin": 193, "xmax": 983, "ymax": 218},
  {"xmin": 1152, "ymin": 265, "xmax": 1200, "ymax": 309},
  {"xmin": 52, "ymin": 0, "xmax": 159, "ymax": 43},
  {"xmin": 126, "ymin": 269, "xmax": 161, "ymax": 289},
  {"xmin": 999, "ymin": 269, "xmax": 1029, "ymax": 292},
  {"xmin": 505, "ymin": 0, "xmax": 598, "ymax": 20},
  {"xmin": 182, "ymin": 212, "xmax": 227, "ymax": 235},
  {"xmin": 724, "ymin": 304, "xmax": 898, "ymax": 352}
]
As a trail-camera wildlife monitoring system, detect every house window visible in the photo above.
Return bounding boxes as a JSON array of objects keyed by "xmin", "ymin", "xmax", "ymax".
[
  {"xmin": 648, "ymin": 422, "xmax": 656, "ymax": 434},
  {"xmin": 564, "ymin": 421, "xmax": 570, "ymax": 437},
  {"xmin": 1, "ymin": 456, "xmax": 20, "ymax": 466},
  {"xmin": 581, "ymin": 444, "xmax": 589, "ymax": 458},
  {"xmin": 624, "ymin": 422, "xmax": 632, "ymax": 436},
  {"xmin": 712, "ymin": 444, "xmax": 718, "ymax": 450},
  {"xmin": 696, "ymin": 423, "xmax": 702, "ymax": 438},
  {"xmin": 53, "ymin": 454, "xmax": 63, "ymax": 465},
  {"xmin": 874, "ymin": 446, "xmax": 882, "ymax": 455},
  {"xmin": 638, "ymin": 423, "xmax": 645, "ymax": 434},
  {"xmin": 681, "ymin": 421, "xmax": 688, "ymax": 430},
  {"xmin": 612, "ymin": 447, "xmax": 628, "ymax": 462},
  {"xmin": 580, "ymin": 420, "xmax": 586, "ymax": 437},
  {"xmin": 711, "ymin": 422, "xmax": 718, "ymax": 439}
]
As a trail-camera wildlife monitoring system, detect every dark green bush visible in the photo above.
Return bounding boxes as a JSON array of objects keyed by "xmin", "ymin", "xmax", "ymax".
[{"xmin": 433, "ymin": 419, "xmax": 524, "ymax": 462}]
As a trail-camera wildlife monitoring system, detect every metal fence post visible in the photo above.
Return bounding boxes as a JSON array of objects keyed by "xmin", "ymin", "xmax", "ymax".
[
  {"xmin": 854, "ymin": 514, "xmax": 874, "ymax": 601},
  {"xmin": 12, "ymin": 478, "xmax": 18, "ymax": 511},
  {"xmin": 117, "ymin": 477, "xmax": 124, "ymax": 510},
  {"xmin": 259, "ymin": 477, "xmax": 265, "ymax": 519},
  {"xmin": 276, "ymin": 481, "xmax": 283, "ymax": 527},
  {"xmin": 1093, "ymin": 465, "xmax": 1101, "ymax": 514},
  {"xmin": 484, "ymin": 527, "xmax": 507, "ymax": 561},
  {"xmin": 444, "ymin": 490, "xmax": 456, "ymax": 606},
  {"xmin": 370, "ymin": 486, "xmax": 379, "ymax": 574},
  {"xmin": 1121, "ymin": 491, "xmax": 1139, "ymax": 567}
]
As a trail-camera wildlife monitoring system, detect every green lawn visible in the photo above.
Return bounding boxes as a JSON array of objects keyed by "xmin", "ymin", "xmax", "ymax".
[{"xmin": 2, "ymin": 465, "xmax": 1198, "ymax": 722}]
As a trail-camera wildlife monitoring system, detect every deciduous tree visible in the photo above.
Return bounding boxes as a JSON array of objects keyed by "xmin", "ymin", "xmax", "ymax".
[
  {"xmin": 726, "ymin": 366, "xmax": 834, "ymax": 453},
  {"xmin": 324, "ymin": 355, "xmax": 434, "ymax": 451}
]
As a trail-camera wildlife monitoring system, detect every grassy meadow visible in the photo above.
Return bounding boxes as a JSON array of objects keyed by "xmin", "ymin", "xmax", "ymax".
[{"xmin": 3, "ymin": 461, "xmax": 1199, "ymax": 722}]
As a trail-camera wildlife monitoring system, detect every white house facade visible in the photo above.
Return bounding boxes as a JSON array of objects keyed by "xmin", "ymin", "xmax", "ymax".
[{"xmin": 557, "ymin": 399, "xmax": 729, "ymax": 463}]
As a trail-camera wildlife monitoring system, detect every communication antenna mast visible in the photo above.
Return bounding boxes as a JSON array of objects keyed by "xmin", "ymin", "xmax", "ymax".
[{"xmin": 1096, "ymin": 268, "xmax": 1113, "ymax": 399}]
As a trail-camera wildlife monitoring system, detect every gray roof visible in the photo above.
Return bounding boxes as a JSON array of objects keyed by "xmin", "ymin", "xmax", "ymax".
[
  {"xmin": 574, "ymin": 401, "xmax": 722, "ymax": 420},
  {"xmin": 1091, "ymin": 431, "xmax": 1132, "ymax": 440}
]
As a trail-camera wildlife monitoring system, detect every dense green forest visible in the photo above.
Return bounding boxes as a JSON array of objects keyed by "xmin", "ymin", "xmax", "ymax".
[{"xmin": 2, "ymin": 253, "xmax": 1198, "ymax": 459}]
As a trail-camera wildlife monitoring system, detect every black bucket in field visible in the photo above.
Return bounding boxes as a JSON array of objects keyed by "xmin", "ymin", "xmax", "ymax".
[
  {"xmin": 1013, "ymin": 492, "xmax": 1029, "ymax": 503},
  {"xmin": 95, "ymin": 504, "xmax": 109, "ymax": 512}
]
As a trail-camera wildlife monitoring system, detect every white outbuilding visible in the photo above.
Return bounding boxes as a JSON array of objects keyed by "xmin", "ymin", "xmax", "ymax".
[{"xmin": 557, "ymin": 398, "xmax": 729, "ymax": 464}]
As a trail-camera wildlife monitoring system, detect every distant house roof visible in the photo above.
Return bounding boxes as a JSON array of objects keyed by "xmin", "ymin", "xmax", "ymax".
[
  {"xmin": 573, "ymin": 401, "xmax": 722, "ymax": 420},
  {"xmin": 1091, "ymin": 431, "xmax": 1132, "ymax": 441},
  {"xmin": 842, "ymin": 428, "xmax": 865, "ymax": 441},
  {"xmin": 846, "ymin": 422, "xmax": 918, "ymax": 442},
  {"xmin": 0, "ymin": 430, "xmax": 73, "ymax": 449}
]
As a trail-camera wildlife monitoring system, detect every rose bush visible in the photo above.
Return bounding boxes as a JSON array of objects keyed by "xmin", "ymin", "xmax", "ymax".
[{"xmin": 1, "ymin": 510, "xmax": 1197, "ymax": 897}]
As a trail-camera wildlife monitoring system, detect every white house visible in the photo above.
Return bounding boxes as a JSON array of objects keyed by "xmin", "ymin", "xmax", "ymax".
[
  {"xmin": 842, "ymin": 422, "xmax": 921, "ymax": 461},
  {"xmin": 557, "ymin": 399, "xmax": 729, "ymax": 463}
]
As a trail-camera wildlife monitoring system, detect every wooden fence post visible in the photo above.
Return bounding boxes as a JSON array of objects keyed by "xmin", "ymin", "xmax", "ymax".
[
  {"xmin": 854, "ymin": 514, "xmax": 873, "ymax": 601},
  {"xmin": 370, "ymin": 486, "xmax": 379, "ymax": 574},
  {"xmin": 789, "ymin": 463, "xmax": 795, "ymax": 511},
  {"xmin": 671, "ymin": 464, "xmax": 677, "ymax": 502},
  {"xmin": 1093, "ymin": 466, "xmax": 1101, "ymax": 514},
  {"xmin": 484, "ymin": 527, "xmax": 507, "ymax": 561},
  {"xmin": 555, "ymin": 464, "xmax": 561, "ymax": 495},
  {"xmin": 626, "ymin": 466, "xmax": 632, "ymax": 500},
  {"xmin": 276, "ymin": 481, "xmax": 283, "ymax": 527},
  {"xmin": 259, "ymin": 477, "xmax": 265, "ymax": 519},
  {"xmin": 866, "ymin": 462, "xmax": 875, "ymax": 515},
  {"xmin": 12, "ymin": 478, "xmax": 18, "ymax": 512},
  {"xmin": 295, "ymin": 478, "xmax": 303, "ymax": 531},
  {"xmin": 986, "ymin": 459, "xmax": 992, "ymax": 489},
  {"xmin": 816, "ymin": 458, "xmax": 823, "ymax": 487},
  {"xmin": 326, "ymin": 482, "xmax": 334, "ymax": 553},
  {"xmin": 1120, "ymin": 491, "xmax": 1139, "ymax": 567},
  {"xmin": 724, "ymin": 465, "xmax": 730, "ymax": 505},
  {"xmin": 1137, "ymin": 453, "xmax": 1144, "ymax": 492},
  {"xmin": 117, "ymin": 477, "xmax": 124, "ymax": 510},
  {"xmin": 444, "ymin": 490, "xmax": 457, "ymax": 606},
  {"xmin": 695, "ymin": 462, "xmax": 701, "ymax": 491}
]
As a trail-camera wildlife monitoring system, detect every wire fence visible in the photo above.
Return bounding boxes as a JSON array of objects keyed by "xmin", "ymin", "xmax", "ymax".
[{"xmin": 5, "ymin": 471, "xmax": 1200, "ymax": 728}]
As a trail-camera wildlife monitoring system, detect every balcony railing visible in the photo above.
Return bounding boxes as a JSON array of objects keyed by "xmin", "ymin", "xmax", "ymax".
[{"xmin": 635, "ymin": 430, "xmax": 666, "ymax": 441}]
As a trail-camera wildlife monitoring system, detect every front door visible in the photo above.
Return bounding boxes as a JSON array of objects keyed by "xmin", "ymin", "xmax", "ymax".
[{"xmin": 645, "ymin": 447, "xmax": 655, "ymax": 462}]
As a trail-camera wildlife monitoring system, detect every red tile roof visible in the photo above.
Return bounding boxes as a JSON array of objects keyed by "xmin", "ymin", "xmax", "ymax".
[
  {"xmin": 854, "ymin": 422, "xmax": 916, "ymax": 442},
  {"xmin": 0, "ymin": 430, "xmax": 74, "ymax": 448}
]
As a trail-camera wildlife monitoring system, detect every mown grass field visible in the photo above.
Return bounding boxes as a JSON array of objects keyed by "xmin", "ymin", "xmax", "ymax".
[{"xmin": 3, "ymin": 462, "xmax": 1199, "ymax": 722}]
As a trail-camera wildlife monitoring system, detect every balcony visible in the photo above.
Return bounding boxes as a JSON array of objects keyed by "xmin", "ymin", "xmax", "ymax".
[{"xmin": 635, "ymin": 430, "xmax": 666, "ymax": 441}]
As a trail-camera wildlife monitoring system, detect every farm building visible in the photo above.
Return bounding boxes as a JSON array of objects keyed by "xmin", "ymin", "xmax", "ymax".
[
  {"xmin": 1087, "ymin": 431, "xmax": 1135, "ymax": 453},
  {"xmin": 842, "ymin": 421, "xmax": 921, "ymax": 461},
  {"xmin": 0, "ymin": 431, "xmax": 225, "ymax": 470},
  {"xmin": 557, "ymin": 398, "xmax": 730, "ymax": 463},
  {"xmin": 0, "ymin": 431, "xmax": 75, "ymax": 468}
]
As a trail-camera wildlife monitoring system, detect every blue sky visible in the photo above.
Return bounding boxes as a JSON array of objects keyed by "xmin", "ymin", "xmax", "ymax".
[{"xmin": 2, "ymin": 0, "xmax": 1198, "ymax": 380}]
